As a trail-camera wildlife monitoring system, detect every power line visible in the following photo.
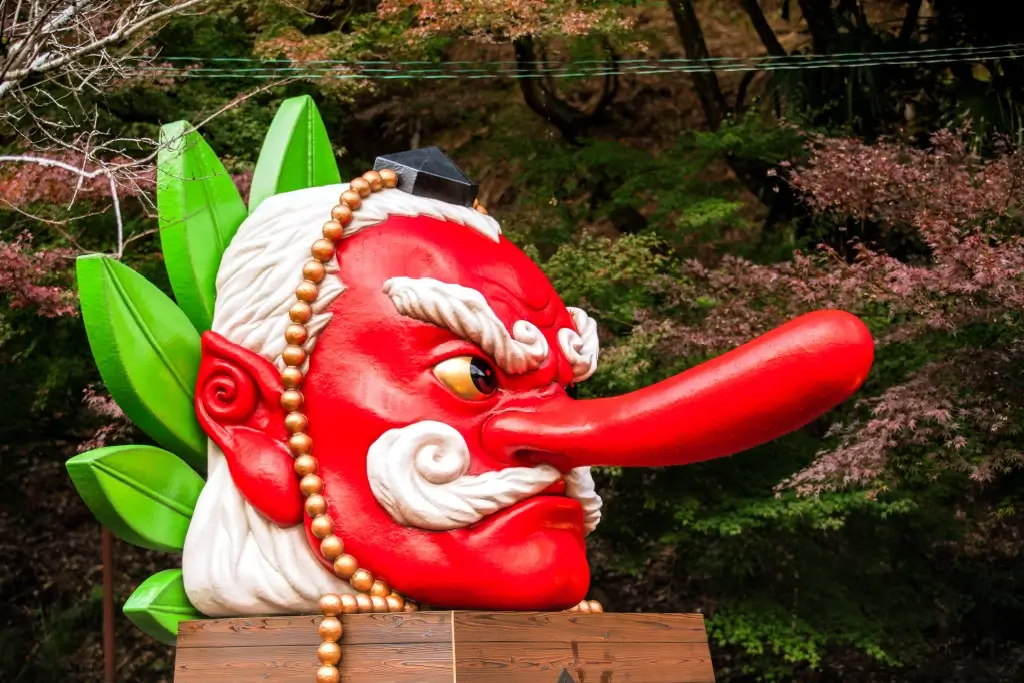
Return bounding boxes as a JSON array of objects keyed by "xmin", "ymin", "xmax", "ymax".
[
  {"xmin": 126, "ymin": 43, "xmax": 1024, "ymax": 80},
  {"xmin": 133, "ymin": 42, "xmax": 1024, "ymax": 67}
]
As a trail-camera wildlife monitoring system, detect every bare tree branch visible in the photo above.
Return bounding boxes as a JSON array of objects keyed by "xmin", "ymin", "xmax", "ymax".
[
  {"xmin": 0, "ymin": 0, "xmax": 212, "ymax": 97},
  {"xmin": 0, "ymin": 1, "xmax": 295, "ymax": 262}
]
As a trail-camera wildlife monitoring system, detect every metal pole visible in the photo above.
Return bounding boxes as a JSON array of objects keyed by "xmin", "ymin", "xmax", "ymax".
[{"xmin": 102, "ymin": 527, "xmax": 116, "ymax": 683}]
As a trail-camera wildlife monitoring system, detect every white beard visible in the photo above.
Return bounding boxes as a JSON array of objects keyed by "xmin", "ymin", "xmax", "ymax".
[
  {"xmin": 367, "ymin": 420, "xmax": 602, "ymax": 533},
  {"xmin": 182, "ymin": 443, "xmax": 354, "ymax": 617},
  {"xmin": 182, "ymin": 426, "xmax": 602, "ymax": 617}
]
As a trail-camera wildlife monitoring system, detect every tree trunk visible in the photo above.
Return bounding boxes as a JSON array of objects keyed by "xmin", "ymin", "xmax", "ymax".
[
  {"xmin": 513, "ymin": 36, "xmax": 619, "ymax": 144},
  {"xmin": 666, "ymin": 0, "xmax": 729, "ymax": 131}
]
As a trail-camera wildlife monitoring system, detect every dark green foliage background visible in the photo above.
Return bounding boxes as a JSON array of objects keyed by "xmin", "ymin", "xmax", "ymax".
[{"xmin": 2, "ymin": 2, "xmax": 1023, "ymax": 682}]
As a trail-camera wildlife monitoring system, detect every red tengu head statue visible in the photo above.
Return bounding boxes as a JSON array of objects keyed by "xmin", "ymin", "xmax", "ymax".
[{"xmin": 183, "ymin": 149, "xmax": 874, "ymax": 617}]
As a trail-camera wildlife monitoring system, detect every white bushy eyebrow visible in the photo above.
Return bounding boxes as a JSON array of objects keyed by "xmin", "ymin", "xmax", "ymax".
[{"xmin": 381, "ymin": 276, "xmax": 549, "ymax": 374}]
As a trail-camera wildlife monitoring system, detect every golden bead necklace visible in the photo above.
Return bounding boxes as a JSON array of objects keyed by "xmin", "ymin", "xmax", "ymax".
[{"xmin": 279, "ymin": 168, "xmax": 600, "ymax": 683}]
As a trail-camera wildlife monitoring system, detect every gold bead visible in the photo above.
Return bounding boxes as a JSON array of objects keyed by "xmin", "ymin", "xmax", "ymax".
[
  {"xmin": 280, "ymin": 367, "xmax": 304, "ymax": 390},
  {"xmin": 318, "ymin": 641, "xmax": 342, "ymax": 666},
  {"xmin": 320, "ymin": 535, "xmax": 343, "ymax": 560},
  {"xmin": 370, "ymin": 595, "xmax": 388, "ymax": 613},
  {"xmin": 295, "ymin": 280, "xmax": 319, "ymax": 303},
  {"xmin": 285, "ymin": 324, "xmax": 309, "ymax": 346},
  {"xmin": 588, "ymin": 600, "xmax": 604, "ymax": 613},
  {"xmin": 282, "ymin": 345, "xmax": 307, "ymax": 368},
  {"xmin": 318, "ymin": 616, "xmax": 342, "ymax": 641},
  {"xmin": 311, "ymin": 238, "xmax": 335, "ymax": 262},
  {"xmin": 370, "ymin": 580, "xmax": 390, "ymax": 597},
  {"xmin": 350, "ymin": 569, "xmax": 374, "ymax": 593},
  {"xmin": 350, "ymin": 177, "xmax": 371, "ymax": 198},
  {"xmin": 294, "ymin": 455, "xmax": 318, "ymax": 477},
  {"xmin": 403, "ymin": 600, "xmax": 418, "ymax": 612},
  {"xmin": 362, "ymin": 170, "xmax": 383, "ymax": 191},
  {"xmin": 341, "ymin": 594, "xmax": 359, "ymax": 614},
  {"xmin": 354, "ymin": 594, "xmax": 372, "ymax": 613},
  {"xmin": 280, "ymin": 390, "xmax": 303, "ymax": 412},
  {"xmin": 340, "ymin": 190, "xmax": 362, "ymax": 210},
  {"xmin": 288, "ymin": 432, "xmax": 313, "ymax": 455},
  {"xmin": 577, "ymin": 600, "xmax": 592, "ymax": 614},
  {"xmin": 303, "ymin": 259, "xmax": 327, "ymax": 283},
  {"xmin": 300, "ymin": 474, "xmax": 324, "ymax": 496},
  {"xmin": 386, "ymin": 594, "xmax": 404, "ymax": 612},
  {"xmin": 331, "ymin": 203, "xmax": 353, "ymax": 225},
  {"xmin": 333, "ymin": 554, "xmax": 358, "ymax": 579},
  {"xmin": 311, "ymin": 514, "xmax": 334, "ymax": 539},
  {"xmin": 284, "ymin": 411, "xmax": 308, "ymax": 434},
  {"xmin": 315, "ymin": 665, "xmax": 340, "ymax": 683},
  {"xmin": 319, "ymin": 593, "xmax": 342, "ymax": 616},
  {"xmin": 321, "ymin": 220, "xmax": 343, "ymax": 242},
  {"xmin": 305, "ymin": 494, "xmax": 327, "ymax": 517},
  {"xmin": 476, "ymin": 204, "xmax": 488, "ymax": 215},
  {"xmin": 289, "ymin": 301, "xmax": 313, "ymax": 324},
  {"xmin": 379, "ymin": 168, "xmax": 398, "ymax": 188}
]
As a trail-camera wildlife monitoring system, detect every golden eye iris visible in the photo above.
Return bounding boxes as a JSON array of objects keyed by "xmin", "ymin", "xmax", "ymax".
[{"xmin": 433, "ymin": 356, "xmax": 499, "ymax": 400}]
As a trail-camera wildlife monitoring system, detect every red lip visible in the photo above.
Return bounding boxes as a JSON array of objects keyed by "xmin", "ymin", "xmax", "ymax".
[
  {"xmin": 539, "ymin": 478, "xmax": 566, "ymax": 496},
  {"xmin": 459, "ymin": 494, "xmax": 584, "ymax": 536}
]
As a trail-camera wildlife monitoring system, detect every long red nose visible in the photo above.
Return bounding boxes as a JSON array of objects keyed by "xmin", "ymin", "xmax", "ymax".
[{"xmin": 482, "ymin": 310, "xmax": 874, "ymax": 469}]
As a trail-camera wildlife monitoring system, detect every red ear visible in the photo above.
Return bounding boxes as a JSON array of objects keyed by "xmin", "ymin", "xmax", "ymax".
[{"xmin": 196, "ymin": 331, "xmax": 303, "ymax": 526}]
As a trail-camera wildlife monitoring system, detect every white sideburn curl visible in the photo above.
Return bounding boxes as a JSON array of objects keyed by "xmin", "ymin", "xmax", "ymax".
[
  {"xmin": 559, "ymin": 307, "xmax": 600, "ymax": 383},
  {"xmin": 383, "ymin": 276, "xmax": 549, "ymax": 374},
  {"xmin": 368, "ymin": 421, "xmax": 603, "ymax": 534}
]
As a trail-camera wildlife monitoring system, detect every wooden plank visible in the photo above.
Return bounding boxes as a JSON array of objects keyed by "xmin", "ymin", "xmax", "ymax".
[
  {"xmin": 174, "ymin": 642, "xmax": 454, "ymax": 683},
  {"xmin": 454, "ymin": 641, "xmax": 716, "ymax": 683},
  {"xmin": 177, "ymin": 612, "xmax": 453, "ymax": 648},
  {"xmin": 453, "ymin": 612, "xmax": 709, "ymax": 644},
  {"xmin": 173, "ymin": 612, "xmax": 716, "ymax": 683}
]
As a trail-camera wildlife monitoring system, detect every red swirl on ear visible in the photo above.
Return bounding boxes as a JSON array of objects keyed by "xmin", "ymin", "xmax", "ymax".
[
  {"xmin": 196, "ymin": 332, "xmax": 302, "ymax": 527},
  {"xmin": 199, "ymin": 360, "xmax": 258, "ymax": 425}
]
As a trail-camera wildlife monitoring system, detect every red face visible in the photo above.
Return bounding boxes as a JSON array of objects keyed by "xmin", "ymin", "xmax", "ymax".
[
  {"xmin": 197, "ymin": 212, "xmax": 875, "ymax": 612},
  {"xmin": 303, "ymin": 216, "xmax": 590, "ymax": 609}
]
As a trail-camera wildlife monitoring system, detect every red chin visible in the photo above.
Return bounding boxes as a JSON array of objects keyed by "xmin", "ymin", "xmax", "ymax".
[{"xmin": 381, "ymin": 494, "xmax": 590, "ymax": 610}]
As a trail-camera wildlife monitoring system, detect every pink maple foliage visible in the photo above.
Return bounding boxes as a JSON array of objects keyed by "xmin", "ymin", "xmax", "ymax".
[
  {"xmin": 0, "ymin": 156, "xmax": 253, "ymax": 208},
  {"xmin": 0, "ymin": 232, "xmax": 77, "ymax": 318},
  {"xmin": 377, "ymin": 0, "xmax": 624, "ymax": 40},
  {"xmin": 79, "ymin": 385, "xmax": 136, "ymax": 452},
  {"xmin": 632, "ymin": 129, "xmax": 1024, "ymax": 494}
]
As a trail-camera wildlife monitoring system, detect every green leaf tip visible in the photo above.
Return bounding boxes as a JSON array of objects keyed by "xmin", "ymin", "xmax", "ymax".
[
  {"xmin": 66, "ymin": 445, "xmax": 204, "ymax": 553},
  {"xmin": 158, "ymin": 121, "xmax": 247, "ymax": 333},
  {"xmin": 248, "ymin": 94, "xmax": 341, "ymax": 214},
  {"xmin": 123, "ymin": 569, "xmax": 203, "ymax": 646},
  {"xmin": 75, "ymin": 255, "xmax": 206, "ymax": 470}
]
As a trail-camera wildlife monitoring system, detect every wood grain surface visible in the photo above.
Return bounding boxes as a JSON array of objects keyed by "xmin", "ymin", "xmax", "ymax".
[
  {"xmin": 453, "ymin": 612, "xmax": 709, "ymax": 643},
  {"xmin": 176, "ymin": 611, "xmax": 452, "ymax": 648},
  {"xmin": 174, "ymin": 611, "xmax": 716, "ymax": 683},
  {"xmin": 175, "ymin": 643, "xmax": 455, "ymax": 683}
]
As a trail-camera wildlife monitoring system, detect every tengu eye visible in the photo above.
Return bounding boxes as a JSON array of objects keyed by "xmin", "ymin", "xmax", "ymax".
[{"xmin": 433, "ymin": 356, "xmax": 499, "ymax": 400}]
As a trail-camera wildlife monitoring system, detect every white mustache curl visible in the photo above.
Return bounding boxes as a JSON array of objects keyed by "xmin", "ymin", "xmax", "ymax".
[{"xmin": 367, "ymin": 421, "xmax": 602, "ymax": 534}]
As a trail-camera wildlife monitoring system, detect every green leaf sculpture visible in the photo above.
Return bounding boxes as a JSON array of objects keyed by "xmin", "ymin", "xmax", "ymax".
[
  {"xmin": 76, "ymin": 255, "xmax": 206, "ymax": 470},
  {"xmin": 157, "ymin": 121, "xmax": 248, "ymax": 333},
  {"xmin": 66, "ymin": 445, "xmax": 204, "ymax": 552},
  {"xmin": 123, "ymin": 569, "xmax": 202, "ymax": 645},
  {"xmin": 247, "ymin": 94, "xmax": 340, "ymax": 214},
  {"xmin": 70, "ymin": 97, "xmax": 342, "ymax": 641}
]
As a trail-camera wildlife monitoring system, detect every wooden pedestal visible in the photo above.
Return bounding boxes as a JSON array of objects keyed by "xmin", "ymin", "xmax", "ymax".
[{"xmin": 174, "ymin": 611, "xmax": 716, "ymax": 682}]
